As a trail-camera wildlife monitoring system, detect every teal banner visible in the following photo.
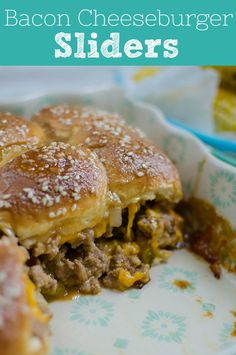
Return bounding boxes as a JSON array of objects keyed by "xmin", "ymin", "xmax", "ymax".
[{"xmin": 0, "ymin": 0, "xmax": 235, "ymax": 65}]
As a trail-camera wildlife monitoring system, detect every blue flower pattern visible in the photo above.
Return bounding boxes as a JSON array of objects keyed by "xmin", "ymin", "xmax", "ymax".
[
  {"xmin": 52, "ymin": 347, "xmax": 92, "ymax": 355},
  {"xmin": 210, "ymin": 170, "xmax": 236, "ymax": 208},
  {"xmin": 202, "ymin": 303, "xmax": 216, "ymax": 313},
  {"xmin": 142, "ymin": 310, "xmax": 186, "ymax": 343},
  {"xmin": 158, "ymin": 266, "xmax": 197, "ymax": 294},
  {"xmin": 219, "ymin": 323, "xmax": 236, "ymax": 349},
  {"xmin": 70, "ymin": 296, "xmax": 114, "ymax": 327},
  {"xmin": 127, "ymin": 289, "xmax": 142, "ymax": 299},
  {"xmin": 114, "ymin": 338, "xmax": 129, "ymax": 349}
]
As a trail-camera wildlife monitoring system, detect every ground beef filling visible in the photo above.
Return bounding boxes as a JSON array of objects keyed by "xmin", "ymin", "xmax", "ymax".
[
  {"xmin": 177, "ymin": 198, "xmax": 236, "ymax": 278},
  {"xmin": 28, "ymin": 203, "xmax": 183, "ymax": 298}
]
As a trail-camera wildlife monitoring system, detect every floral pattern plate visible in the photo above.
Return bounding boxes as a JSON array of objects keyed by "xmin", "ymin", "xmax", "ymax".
[{"xmin": 0, "ymin": 88, "xmax": 236, "ymax": 355}]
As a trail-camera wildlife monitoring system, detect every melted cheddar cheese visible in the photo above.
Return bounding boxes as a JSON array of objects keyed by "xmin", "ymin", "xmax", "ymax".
[
  {"xmin": 126, "ymin": 203, "xmax": 140, "ymax": 240},
  {"xmin": 94, "ymin": 218, "xmax": 109, "ymax": 238},
  {"xmin": 25, "ymin": 275, "xmax": 49, "ymax": 323},
  {"xmin": 118, "ymin": 268, "xmax": 149, "ymax": 289}
]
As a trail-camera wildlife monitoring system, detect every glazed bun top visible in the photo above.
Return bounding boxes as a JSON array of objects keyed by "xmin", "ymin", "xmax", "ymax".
[
  {"xmin": 0, "ymin": 142, "xmax": 108, "ymax": 247},
  {"xmin": 0, "ymin": 112, "xmax": 45, "ymax": 167},
  {"xmin": 33, "ymin": 105, "xmax": 182, "ymax": 207},
  {"xmin": 31, "ymin": 105, "xmax": 83, "ymax": 143},
  {"xmin": 69, "ymin": 107, "xmax": 183, "ymax": 207}
]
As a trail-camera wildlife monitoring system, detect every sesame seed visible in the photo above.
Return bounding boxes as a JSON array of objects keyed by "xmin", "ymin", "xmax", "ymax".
[
  {"xmin": 0, "ymin": 200, "xmax": 11, "ymax": 208},
  {"xmin": 2, "ymin": 194, "xmax": 11, "ymax": 199},
  {"xmin": 72, "ymin": 193, "xmax": 80, "ymax": 201},
  {"xmin": 71, "ymin": 203, "xmax": 77, "ymax": 211},
  {"xmin": 55, "ymin": 196, "xmax": 61, "ymax": 203},
  {"xmin": 137, "ymin": 171, "xmax": 145, "ymax": 177}
]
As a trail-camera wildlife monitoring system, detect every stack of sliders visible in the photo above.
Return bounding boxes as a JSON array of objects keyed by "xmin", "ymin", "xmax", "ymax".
[{"xmin": 0, "ymin": 105, "xmax": 183, "ymax": 354}]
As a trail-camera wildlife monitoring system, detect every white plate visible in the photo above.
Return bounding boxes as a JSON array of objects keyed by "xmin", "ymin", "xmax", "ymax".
[{"xmin": 0, "ymin": 87, "xmax": 236, "ymax": 355}]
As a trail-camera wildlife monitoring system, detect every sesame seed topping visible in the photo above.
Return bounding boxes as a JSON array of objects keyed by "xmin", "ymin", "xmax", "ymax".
[
  {"xmin": 59, "ymin": 118, "xmax": 73, "ymax": 126},
  {"xmin": 0, "ymin": 200, "xmax": 11, "ymax": 208},
  {"xmin": 0, "ymin": 141, "xmax": 103, "ymax": 215},
  {"xmin": 2, "ymin": 194, "xmax": 11, "ymax": 199},
  {"xmin": 71, "ymin": 203, "xmax": 77, "ymax": 211},
  {"xmin": 136, "ymin": 171, "xmax": 145, "ymax": 177},
  {"xmin": 0, "ymin": 113, "xmax": 41, "ymax": 150}
]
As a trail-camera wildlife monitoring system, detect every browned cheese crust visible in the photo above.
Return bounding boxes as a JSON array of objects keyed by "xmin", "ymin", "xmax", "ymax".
[
  {"xmin": 0, "ymin": 112, "xmax": 45, "ymax": 167},
  {"xmin": 0, "ymin": 142, "xmax": 108, "ymax": 247}
]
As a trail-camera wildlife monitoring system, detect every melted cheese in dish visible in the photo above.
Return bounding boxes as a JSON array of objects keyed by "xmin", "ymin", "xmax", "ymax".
[
  {"xmin": 118, "ymin": 268, "xmax": 149, "ymax": 289},
  {"xmin": 126, "ymin": 203, "xmax": 140, "ymax": 240},
  {"xmin": 25, "ymin": 276, "xmax": 49, "ymax": 324}
]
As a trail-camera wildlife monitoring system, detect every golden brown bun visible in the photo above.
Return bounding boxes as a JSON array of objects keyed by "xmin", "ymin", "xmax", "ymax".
[
  {"xmin": 0, "ymin": 142, "xmax": 108, "ymax": 247},
  {"xmin": 0, "ymin": 112, "xmax": 45, "ymax": 168},
  {"xmin": 33, "ymin": 105, "xmax": 182, "ymax": 206},
  {"xmin": 0, "ymin": 237, "xmax": 49, "ymax": 355},
  {"xmin": 69, "ymin": 107, "xmax": 182, "ymax": 207},
  {"xmin": 32, "ymin": 105, "xmax": 83, "ymax": 143}
]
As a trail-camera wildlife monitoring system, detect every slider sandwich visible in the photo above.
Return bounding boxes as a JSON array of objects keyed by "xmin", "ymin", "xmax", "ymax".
[
  {"xmin": 31, "ymin": 105, "xmax": 183, "ymax": 292},
  {"xmin": 0, "ymin": 105, "xmax": 183, "ymax": 354}
]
